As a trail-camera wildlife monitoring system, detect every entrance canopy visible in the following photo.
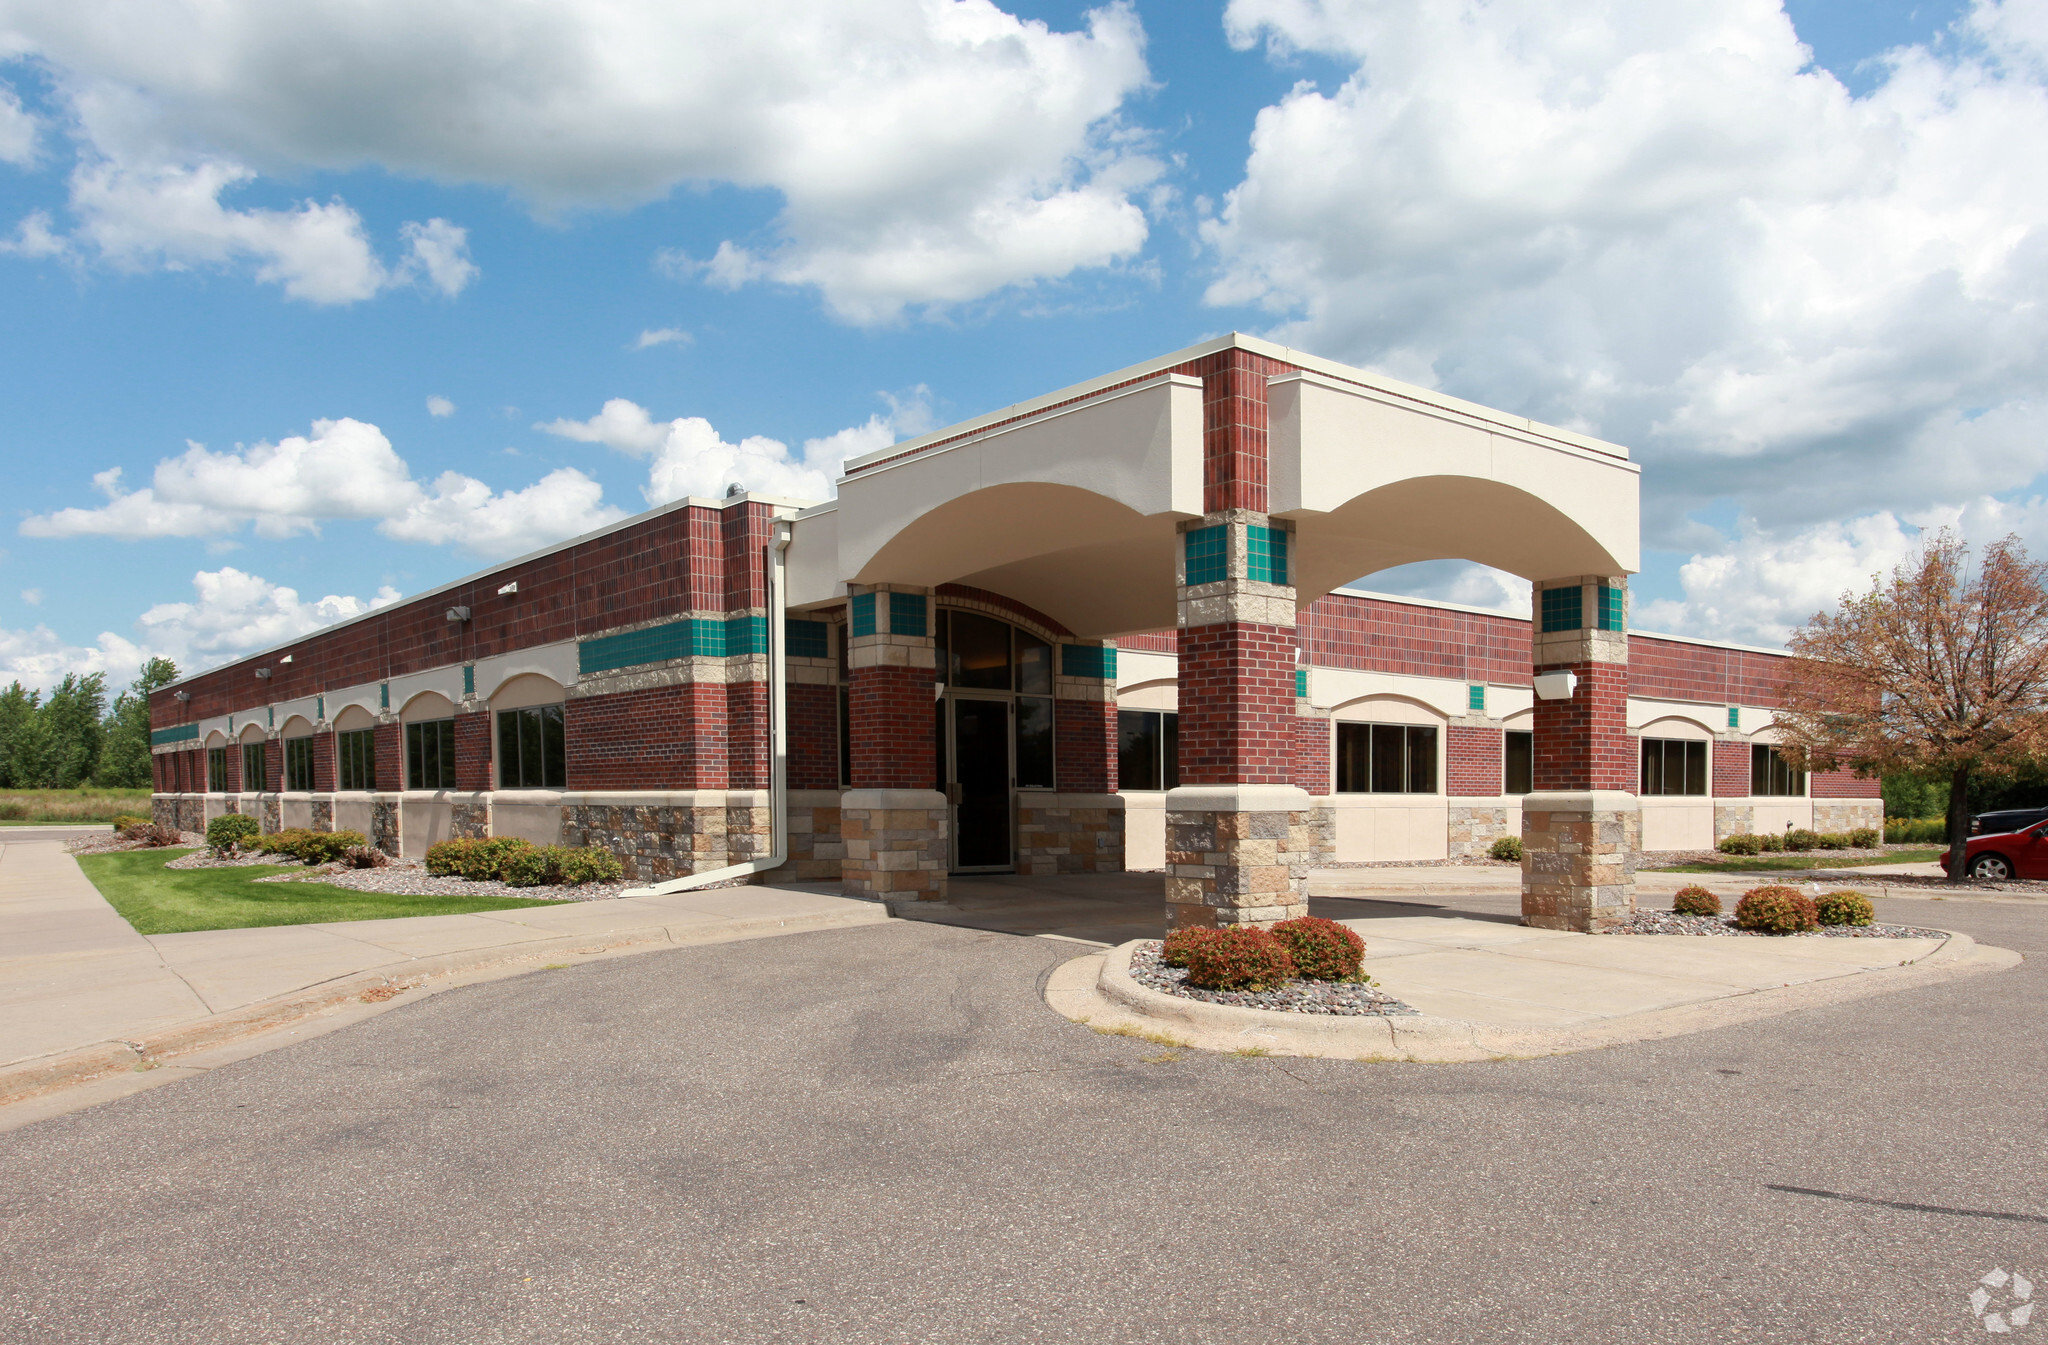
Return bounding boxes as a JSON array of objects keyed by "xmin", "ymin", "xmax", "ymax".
[{"xmin": 785, "ymin": 334, "xmax": 1640, "ymax": 637}]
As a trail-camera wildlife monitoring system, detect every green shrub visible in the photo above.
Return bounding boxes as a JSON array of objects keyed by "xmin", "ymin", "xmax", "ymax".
[
  {"xmin": 205, "ymin": 813, "xmax": 261, "ymax": 858},
  {"xmin": 1808, "ymin": 831, "xmax": 1851, "ymax": 851},
  {"xmin": 501, "ymin": 845, "xmax": 557, "ymax": 888},
  {"xmin": 1160, "ymin": 925, "xmax": 1220, "ymax": 968},
  {"xmin": 1784, "ymin": 828, "xmax": 1822, "ymax": 851},
  {"xmin": 1885, "ymin": 817, "xmax": 1947, "ymax": 844},
  {"xmin": 424, "ymin": 838, "xmax": 475, "ymax": 877},
  {"xmin": 1181, "ymin": 927, "xmax": 1296, "ymax": 992},
  {"xmin": 1848, "ymin": 826, "xmax": 1881, "ymax": 848},
  {"xmin": 1758, "ymin": 831, "xmax": 1784, "ymax": 852},
  {"xmin": 1488, "ymin": 835, "xmax": 1524, "ymax": 862},
  {"xmin": 1718, "ymin": 833, "xmax": 1762, "ymax": 856},
  {"xmin": 1671, "ymin": 884, "xmax": 1722, "ymax": 917},
  {"xmin": 256, "ymin": 827, "xmax": 316, "ymax": 860},
  {"xmin": 1733, "ymin": 885, "xmax": 1819, "ymax": 934},
  {"xmin": 112, "ymin": 813, "xmax": 150, "ymax": 832},
  {"xmin": 1271, "ymin": 916, "xmax": 1365, "ymax": 980},
  {"xmin": 423, "ymin": 836, "xmax": 534, "ymax": 882},
  {"xmin": 556, "ymin": 847, "xmax": 623, "ymax": 885},
  {"xmin": 1815, "ymin": 890, "xmax": 1875, "ymax": 927},
  {"xmin": 294, "ymin": 830, "xmax": 366, "ymax": 865}
]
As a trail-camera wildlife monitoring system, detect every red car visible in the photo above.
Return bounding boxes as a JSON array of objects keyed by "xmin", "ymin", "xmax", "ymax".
[{"xmin": 1941, "ymin": 822, "xmax": 2048, "ymax": 879}]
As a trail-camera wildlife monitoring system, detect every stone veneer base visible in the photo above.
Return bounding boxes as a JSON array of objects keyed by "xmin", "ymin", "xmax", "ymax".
[
  {"xmin": 1163, "ymin": 784, "xmax": 1314, "ymax": 929},
  {"xmin": 841, "ymin": 788, "xmax": 948, "ymax": 902},
  {"xmin": 1521, "ymin": 790, "xmax": 1639, "ymax": 932}
]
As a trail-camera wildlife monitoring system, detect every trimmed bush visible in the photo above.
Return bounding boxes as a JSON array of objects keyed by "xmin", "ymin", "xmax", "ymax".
[
  {"xmin": 556, "ymin": 847, "xmax": 623, "ymax": 885},
  {"xmin": 1272, "ymin": 916, "xmax": 1365, "ymax": 981},
  {"xmin": 501, "ymin": 845, "xmax": 558, "ymax": 887},
  {"xmin": 1181, "ymin": 927, "xmax": 1296, "ymax": 992},
  {"xmin": 1671, "ymin": 884, "xmax": 1722, "ymax": 917},
  {"xmin": 1758, "ymin": 832, "xmax": 1784, "ymax": 852},
  {"xmin": 1733, "ymin": 884, "xmax": 1820, "ymax": 934},
  {"xmin": 340, "ymin": 845, "xmax": 390, "ymax": 869},
  {"xmin": 1809, "ymin": 831, "xmax": 1850, "ymax": 851},
  {"xmin": 255, "ymin": 827, "xmax": 313, "ymax": 859},
  {"xmin": 1718, "ymin": 833, "xmax": 1763, "ymax": 856},
  {"xmin": 206, "ymin": 813, "xmax": 261, "ymax": 858},
  {"xmin": 1816, "ymin": 890, "xmax": 1875, "ymax": 927},
  {"xmin": 294, "ymin": 830, "xmax": 365, "ymax": 865},
  {"xmin": 1488, "ymin": 835, "xmax": 1524, "ymax": 862},
  {"xmin": 1160, "ymin": 925, "xmax": 1221, "ymax": 968},
  {"xmin": 424, "ymin": 838, "xmax": 475, "ymax": 877},
  {"xmin": 422, "ymin": 836, "xmax": 535, "ymax": 882},
  {"xmin": 1784, "ymin": 828, "xmax": 1822, "ymax": 852},
  {"xmin": 137, "ymin": 822, "xmax": 184, "ymax": 848},
  {"xmin": 1848, "ymin": 826, "xmax": 1881, "ymax": 849},
  {"xmin": 112, "ymin": 813, "xmax": 150, "ymax": 833}
]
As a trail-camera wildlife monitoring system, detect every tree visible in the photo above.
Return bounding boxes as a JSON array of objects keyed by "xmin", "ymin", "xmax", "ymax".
[
  {"xmin": 1775, "ymin": 531, "xmax": 2048, "ymax": 881},
  {"xmin": 0, "ymin": 682, "xmax": 39, "ymax": 788},
  {"xmin": 39, "ymin": 672, "xmax": 107, "ymax": 788},
  {"xmin": 97, "ymin": 657, "xmax": 181, "ymax": 788}
]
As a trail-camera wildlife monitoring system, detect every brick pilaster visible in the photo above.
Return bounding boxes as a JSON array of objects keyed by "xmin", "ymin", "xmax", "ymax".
[
  {"xmin": 311, "ymin": 730, "xmax": 336, "ymax": 793},
  {"xmin": 374, "ymin": 721, "xmax": 402, "ymax": 792},
  {"xmin": 263, "ymin": 737, "xmax": 284, "ymax": 793},
  {"xmin": 1055, "ymin": 698, "xmax": 1117, "ymax": 793},
  {"xmin": 788, "ymin": 682, "xmax": 842, "ymax": 790},
  {"xmin": 454, "ymin": 710, "xmax": 492, "ymax": 791},
  {"xmin": 1446, "ymin": 723, "xmax": 1504, "ymax": 796}
]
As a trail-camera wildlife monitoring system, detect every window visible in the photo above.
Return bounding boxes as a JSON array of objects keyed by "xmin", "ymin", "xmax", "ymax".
[
  {"xmin": 1640, "ymin": 738, "xmax": 1708, "ymax": 796},
  {"xmin": 1118, "ymin": 710, "xmax": 1180, "ymax": 791},
  {"xmin": 338, "ymin": 728, "xmax": 376, "ymax": 791},
  {"xmin": 284, "ymin": 738, "xmax": 314, "ymax": 791},
  {"xmin": 1540, "ymin": 585, "xmax": 1582, "ymax": 632},
  {"xmin": 242, "ymin": 741, "xmax": 267, "ymax": 792},
  {"xmin": 498, "ymin": 705, "xmax": 566, "ymax": 788},
  {"xmin": 407, "ymin": 719, "xmax": 456, "ymax": 789},
  {"xmin": 1751, "ymin": 743, "xmax": 1805, "ymax": 797},
  {"xmin": 1336, "ymin": 723, "xmax": 1439, "ymax": 794},
  {"xmin": 1504, "ymin": 730, "xmax": 1533, "ymax": 795},
  {"xmin": 207, "ymin": 747, "xmax": 228, "ymax": 793}
]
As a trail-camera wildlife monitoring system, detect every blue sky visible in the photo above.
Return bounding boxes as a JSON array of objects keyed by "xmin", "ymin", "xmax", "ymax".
[{"xmin": 7, "ymin": 0, "xmax": 2043, "ymax": 689}]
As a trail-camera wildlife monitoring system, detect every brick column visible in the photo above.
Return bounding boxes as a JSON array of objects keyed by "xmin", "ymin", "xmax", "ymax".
[
  {"xmin": 842, "ymin": 584, "xmax": 947, "ymax": 902},
  {"xmin": 1711, "ymin": 736, "xmax": 1752, "ymax": 842},
  {"xmin": 1165, "ymin": 512, "xmax": 1313, "ymax": 929},
  {"xmin": 311, "ymin": 729, "xmax": 336, "ymax": 793},
  {"xmin": 1446, "ymin": 717, "xmax": 1510, "ymax": 859},
  {"xmin": 1522, "ymin": 574, "xmax": 1638, "ymax": 931}
]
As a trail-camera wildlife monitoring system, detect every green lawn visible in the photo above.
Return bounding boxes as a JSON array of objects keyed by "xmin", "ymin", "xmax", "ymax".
[
  {"xmin": 1644, "ymin": 847, "xmax": 1942, "ymax": 875},
  {"xmin": 77, "ymin": 847, "xmax": 569, "ymax": 935}
]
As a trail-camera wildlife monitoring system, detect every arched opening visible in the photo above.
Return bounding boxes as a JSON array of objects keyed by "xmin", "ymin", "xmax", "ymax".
[
  {"xmin": 400, "ymin": 691, "xmax": 457, "ymax": 791},
  {"xmin": 489, "ymin": 674, "xmax": 565, "ymax": 790}
]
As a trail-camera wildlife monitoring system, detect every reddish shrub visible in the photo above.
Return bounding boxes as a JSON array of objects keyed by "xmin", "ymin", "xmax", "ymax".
[
  {"xmin": 1181, "ymin": 927, "xmax": 1296, "ymax": 991},
  {"xmin": 1733, "ymin": 885, "xmax": 1819, "ymax": 934},
  {"xmin": 1271, "ymin": 916, "xmax": 1365, "ymax": 980},
  {"xmin": 1671, "ymin": 884, "xmax": 1722, "ymax": 917},
  {"xmin": 1160, "ymin": 925, "xmax": 1224, "ymax": 968}
]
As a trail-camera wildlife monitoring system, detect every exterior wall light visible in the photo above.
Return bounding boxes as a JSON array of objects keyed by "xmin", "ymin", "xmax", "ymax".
[
  {"xmin": 1532, "ymin": 670, "xmax": 1578, "ymax": 700},
  {"xmin": 255, "ymin": 668, "xmax": 272, "ymax": 680},
  {"xmin": 174, "ymin": 691, "xmax": 191, "ymax": 702},
  {"xmin": 278, "ymin": 654, "xmax": 294, "ymax": 664},
  {"xmin": 447, "ymin": 606, "xmax": 471, "ymax": 622},
  {"xmin": 497, "ymin": 581, "xmax": 518, "ymax": 595}
]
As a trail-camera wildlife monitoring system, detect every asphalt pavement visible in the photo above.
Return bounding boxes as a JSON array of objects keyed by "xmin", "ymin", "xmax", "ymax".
[{"xmin": 1, "ymin": 891, "xmax": 2043, "ymax": 1344}]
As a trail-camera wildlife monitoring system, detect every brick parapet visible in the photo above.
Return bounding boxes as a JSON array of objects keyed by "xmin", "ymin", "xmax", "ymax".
[{"xmin": 1447, "ymin": 723, "xmax": 1505, "ymax": 797}]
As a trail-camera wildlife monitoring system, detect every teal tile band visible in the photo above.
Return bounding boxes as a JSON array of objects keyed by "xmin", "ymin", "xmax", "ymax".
[
  {"xmin": 1540, "ymin": 585, "xmax": 1582, "ymax": 633},
  {"xmin": 1727, "ymin": 706, "xmax": 1740, "ymax": 729},
  {"xmin": 1061, "ymin": 644, "xmax": 1117, "ymax": 679},
  {"xmin": 888, "ymin": 591, "xmax": 926, "ymax": 638},
  {"xmin": 786, "ymin": 619, "xmax": 830, "ymax": 660},
  {"xmin": 1297, "ymin": 668, "xmax": 1310, "ymax": 699},
  {"xmin": 1467, "ymin": 683, "xmax": 1485, "ymax": 712},
  {"xmin": 724, "ymin": 614, "xmax": 768, "ymax": 656},
  {"xmin": 462, "ymin": 664, "xmax": 475, "ymax": 696},
  {"xmin": 1597, "ymin": 584, "xmax": 1625, "ymax": 632},
  {"xmin": 579, "ymin": 615, "xmax": 773, "ymax": 674},
  {"xmin": 150, "ymin": 723, "xmax": 200, "ymax": 747},
  {"xmin": 851, "ymin": 592, "xmax": 877, "ymax": 638},
  {"xmin": 1247, "ymin": 524, "xmax": 1288, "ymax": 586},
  {"xmin": 1184, "ymin": 526, "xmax": 1226, "ymax": 586}
]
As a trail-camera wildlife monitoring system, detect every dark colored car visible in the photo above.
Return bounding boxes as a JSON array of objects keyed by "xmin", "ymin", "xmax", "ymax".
[
  {"xmin": 1971, "ymin": 807, "xmax": 2048, "ymax": 837},
  {"xmin": 1942, "ymin": 821, "xmax": 2048, "ymax": 880}
]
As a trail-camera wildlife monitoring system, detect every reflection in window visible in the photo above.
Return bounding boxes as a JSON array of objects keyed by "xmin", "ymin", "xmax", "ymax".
[
  {"xmin": 1641, "ymin": 738, "xmax": 1708, "ymax": 796},
  {"xmin": 1504, "ymin": 730, "xmax": 1533, "ymax": 795},
  {"xmin": 207, "ymin": 747, "xmax": 228, "ymax": 793},
  {"xmin": 285, "ymin": 738, "xmax": 314, "ymax": 791},
  {"xmin": 1336, "ymin": 723, "xmax": 1439, "ymax": 794},
  {"xmin": 338, "ymin": 728, "xmax": 376, "ymax": 791},
  {"xmin": 1016, "ymin": 695, "xmax": 1053, "ymax": 788},
  {"xmin": 498, "ymin": 705, "xmax": 566, "ymax": 789},
  {"xmin": 1118, "ymin": 710, "xmax": 1180, "ymax": 791},
  {"xmin": 1751, "ymin": 743, "xmax": 1805, "ymax": 797},
  {"xmin": 242, "ymin": 741, "xmax": 267, "ymax": 792},
  {"xmin": 406, "ymin": 720, "xmax": 456, "ymax": 790}
]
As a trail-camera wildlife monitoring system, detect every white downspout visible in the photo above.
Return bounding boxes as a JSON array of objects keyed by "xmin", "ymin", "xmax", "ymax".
[{"xmin": 619, "ymin": 518, "xmax": 792, "ymax": 897}]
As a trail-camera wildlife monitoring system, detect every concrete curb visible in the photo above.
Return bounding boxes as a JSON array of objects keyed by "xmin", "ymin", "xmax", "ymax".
[
  {"xmin": 1044, "ymin": 930, "xmax": 2022, "ymax": 1063},
  {"xmin": 0, "ymin": 904, "xmax": 890, "ymax": 1110}
]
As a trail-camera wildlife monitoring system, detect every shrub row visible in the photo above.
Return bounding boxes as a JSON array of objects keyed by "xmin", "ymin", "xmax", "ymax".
[
  {"xmin": 1885, "ymin": 817, "xmax": 1948, "ymax": 844},
  {"xmin": 121, "ymin": 821, "xmax": 184, "ymax": 848},
  {"xmin": 206, "ymin": 813, "xmax": 260, "ymax": 857},
  {"xmin": 255, "ymin": 828, "xmax": 368, "ymax": 865},
  {"xmin": 423, "ymin": 836, "xmax": 623, "ymax": 887},
  {"xmin": 1731, "ymin": 884, "xmax": 1874, "ymax": 933},
  {"xmin": 1160, "ymin": 917, "xmax": 1367, "ymax": 991},
  {"xmin": 111, "ymin": 813, "xmax": 150, "ymax": 832},
  {"xmin": 1717, "ymin": 827, "xmax": 1880, "ymax": 855}
]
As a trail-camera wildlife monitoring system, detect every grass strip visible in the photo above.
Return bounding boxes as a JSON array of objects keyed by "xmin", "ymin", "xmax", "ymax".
[
  {"xmin": 1644, "ymin": 848, "xmax": 1941, "ymax": 875},
  {"xmin": 77, "ymin": 847, "xmax": 569, "ymax": 935},
  {"xmin": 0, "ymin": 788, "xmax": 154, "ymax": 825}
]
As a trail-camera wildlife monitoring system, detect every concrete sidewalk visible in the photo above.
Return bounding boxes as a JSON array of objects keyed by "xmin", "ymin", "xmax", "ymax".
[{"xmin": 0, "ymin": 839, "xmax": 888, "ymax": 1106}]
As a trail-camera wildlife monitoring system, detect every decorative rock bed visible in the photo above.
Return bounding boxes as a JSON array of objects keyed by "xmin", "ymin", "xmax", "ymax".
[
  {"xmin": 1603, "ymin": 910, "xmax": 1948, "ymax": 939},
  {"xmin": 1127, "ymin": 941, "xmax": 1418, "ymax": 1016}
]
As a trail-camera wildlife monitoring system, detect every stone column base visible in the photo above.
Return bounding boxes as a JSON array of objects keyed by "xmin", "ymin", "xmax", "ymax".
[
  {"xmin": 1017, "ymin": 793, "xmax": 1126, "ymax": 875},
  {"xmin": 1163, "ymin": 784, "xmax": 1314, "ymax": 929},
  {"xmin": 841, "ymin": 788, "xmax": 949, "ymax": 902},
  {"xmin": 1521, "ymin": 790, "xmax": 1639, "ymax": 932}
]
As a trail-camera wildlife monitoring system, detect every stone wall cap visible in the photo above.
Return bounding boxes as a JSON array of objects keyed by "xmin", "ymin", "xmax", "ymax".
[
  {"xmin": 1019, "ymin": 792, "xmax": 1126, "ymax": 809},
  {"xmin": 1163, "ymin": 784, "xmax": 1314, "ymax": 812},
  {"xmin": 842, "ymin": 788, "xmax": 949, "ymax": 808},
  {"xmin": 1521, "ymin": 790, "xmax": 1640, "ymax": 810}
]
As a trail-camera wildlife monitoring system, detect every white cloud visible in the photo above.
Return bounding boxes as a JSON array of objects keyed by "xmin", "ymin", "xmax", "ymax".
[
  {"xmin": 134, "ymin": 566, "xmax": 400, "ymax": 667},
  {"xmin": 540, "ymin": 387, "xmax": 934, "ymax": 503},
  {"xmin": 397, "ymin": 217, "xmax": 477, "ymax": 296},
  {"xmin": 1207, "ymin": 0, "xmax": 2048, "ymax": 538},
  {"xmin": 19, "ymin": 588, "xmax": 41, "ymax": 606},
  {"xmin": 21, "ymin": 416, "xmax": 621, "ymax": 558},
  {"xmin": 0, "ymin": 81, "xmax": 38, "ymax": 165},
  {"xmin": 0, "ymin": 209, "xmax": 67, "ymax": 258},
  {"xmin": 631, "ymin": 327, "xmax": 691, "ymax": 351},
  {"xmin": 426, "ymin": 395, "xmax": 455, "ymax": 418},
  {"xmin": 1, "ymin": 0, "xmax": 1155, "ymax": 320},
  {"xmin": 0, "ymin": 621, "xmax": 142, "ymax": 692}
]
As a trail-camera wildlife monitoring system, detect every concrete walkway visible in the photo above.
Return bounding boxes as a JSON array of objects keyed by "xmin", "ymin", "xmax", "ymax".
[{"xmin": 0, "ymin": 839, "xmax": 887, "ymax": 1105}]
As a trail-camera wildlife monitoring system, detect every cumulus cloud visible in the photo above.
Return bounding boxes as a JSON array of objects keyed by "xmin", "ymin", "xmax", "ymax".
[
  {"xmin": 426, "ymin": 395, "xmax": 455, "ymax": 417},
  {"xmin": 631, "ymin": 327, "xmax": 690, "ymax": 351},
  {"xmin": 0, "ymin": 621, "xmax": 143, "ymax": 692},
  {"xmin": 133, "ymin": 566, "xmax": 400, "ymax": 668},
  {"xmin": 0, "ymin": 0, "xmax": 1154, "ymax": 320},
  {"xmin": 0, "ymin": 81, "xmax": 38, "ymax": 165},
  {"xmin": 20, "ymin": 417, "xmax": 619, "ymax": 558},
  {"xmin": 397, "ymin": 217, "xmax": 477, "ymax": 296},
  {"xmin": 1208, "ymin": 0, "xmax": 2048, "ymax": 614},
  {"xmin": 540, "ymin": 387, "xmax": 935, "ymax": 502},
  {"xmin": 0, "ymin": 209, "xmax": 67, "ymax": 258}
]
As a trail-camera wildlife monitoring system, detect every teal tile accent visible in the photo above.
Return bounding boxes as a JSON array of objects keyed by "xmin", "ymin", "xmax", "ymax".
[
  {"xmin": 1540, "ymin": 585, "xmax": 1583, "ymax": 633},
  {"xmin": 1061, "ymin": 644, "xmax": 1117, "ymax": 679},
  {"xmin": 851, "ymin": 592, "xmax": 877, "ymax": 638},
  {"xmin": 1596, "ymin": 584, "xmax": 1625, "ymax": 632},
  {"xmin": 580, "ymin": 620, "xmax": 695, "ymax": 674},
  {"xmin": 1727, "ymin": 706, "xmax": 1740, "ymax": 729},
  {"xmin": 462, "ymin": 664, "xmax": 475, "ymax": 696},
  {"xmin": 1184, "ymin": 526, "xmax": 1227, "ymax": 586},
  {"xmin": 1297, "ymin": 668, "xmax": 1310, "ymax": 699},
  {"xmin": 1468, "ymin": 683, "xmax": 1486, "ymax": 712},
  {"xmin": 379, "ymin": 681, "xmax": 389, "ymax": 710},
  {"xmin": 150, "ymin": 723, "xmax": 200, "ymax": 747},
  {"xmin": 316, "ymin": 694, "xmax": 325, "ymax": 720},
  {"xmin": 1247, "ymin": 525, "xmax": 1289, "ymax": 585},
  {"xmin": 888, "ymin": 591, "xmax": 927, "ymax": 638},
  {"xmin": 725, "ymin": 614, "xmax": 768, "ymax": 656},
  {"xmin": 267, "ymin": 706, "xmax": 274, "ymax": 727},
  {"xmin": 786, "ymin": 619, "xmax": 830, "ymax": 660}
]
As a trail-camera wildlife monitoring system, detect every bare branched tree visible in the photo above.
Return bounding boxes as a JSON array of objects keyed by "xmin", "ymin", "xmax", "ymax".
[{"xmin": 1775, "ymin": 531, "xmax": 2048, "ymax": 880}]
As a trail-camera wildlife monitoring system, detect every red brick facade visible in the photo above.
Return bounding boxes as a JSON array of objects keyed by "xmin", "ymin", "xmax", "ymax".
[
  {"xmin": 1299, "ymin": 592, "xmax": 1532, "ymax": 686},
  {"xmin": 373, "ymin": 722, "xmax": 402, "ymax": 793},
  {"xmin": 1630, "ymin": 635, "xmax": 1789, "ymax": 708},
  {"xmin": 1446, "ymin": 723, "xmax": 1504, "ymax": 796},
  {"xmin": 311, "ymin": 731, "xmax": 336, "ymax": 792},
  {"xmin": 1712, "ymin": 740, "xmax": 1751, "ymax": 798},
  {"xmin": 264, "ymin": 738, "xmax": 284, "ymax": 795},
  {"xmin": 725, "ymin": 681, "xmax": 769, "ymax": 789},
  {"xmin": 565, "ymin": 683, "xmax": 727, "ymax": 789},
  {"xmin": 1293, "ymin": 717, "xmax": 1331, "ymax": 793},
  {"xmin": 788, "ymin": 683, "xmax": 842, "ymax": 791},
  {"xmin": 848, "ymin": 666, "xmax": 936, "ymax": 789},
  {"xmin": 1055, "ymin": 699, "xmax": 1116, "ymax": 793},
  {"xmin": 454, "ymin": 712, "xmax": 492, "ymax": 791},
  {"xmin": 1177, "ymin": 622, "xmax": 1296, "ymax": 785},
  {"xmin": 1810, "ymin": 766, "xmax": 1881, "ymax": 798},
  {"xmin": 1532, "ymin": 661, "xmax": 1633, "ymax": 792}
]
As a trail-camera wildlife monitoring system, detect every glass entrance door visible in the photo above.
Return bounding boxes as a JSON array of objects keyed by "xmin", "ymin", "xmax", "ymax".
[{"xmin": 948, "ymin": 697, "xmax": 1013, "ymax": 870}]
